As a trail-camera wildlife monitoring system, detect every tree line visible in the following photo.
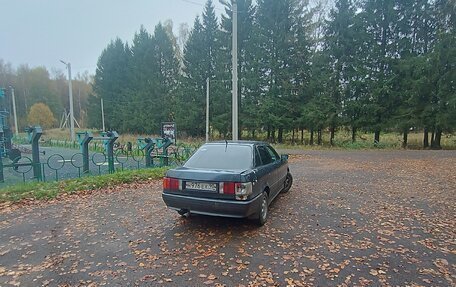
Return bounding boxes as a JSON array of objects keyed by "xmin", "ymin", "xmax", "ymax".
[
  {"xmin": 0, "ymin": 62, "xmax": 92, "ymax": 129},
  {"xmin": 89, "ymin": 0, "xmax": 455, "ymax": 149}
]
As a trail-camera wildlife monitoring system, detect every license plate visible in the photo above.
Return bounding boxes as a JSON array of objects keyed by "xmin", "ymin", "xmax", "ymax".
[{"xmin": 186, "ymin": 181, "xmax": 217, "ymax": 192}]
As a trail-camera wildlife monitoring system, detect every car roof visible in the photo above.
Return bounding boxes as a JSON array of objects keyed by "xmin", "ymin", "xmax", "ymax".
[{"xmin": 205, "ymin": 140, "xmax": 268, "ymax": 146}]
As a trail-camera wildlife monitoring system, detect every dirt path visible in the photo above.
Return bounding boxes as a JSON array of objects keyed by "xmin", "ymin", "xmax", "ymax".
[{"xmin": 1, "ymin": 150, "xmax": 455, "ymax": 286}]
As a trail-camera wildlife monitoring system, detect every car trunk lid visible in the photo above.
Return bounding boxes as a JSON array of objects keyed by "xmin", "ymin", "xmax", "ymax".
[{"xmin": 166, "ymin": 167, "xmax": 244, "ymax": 182}]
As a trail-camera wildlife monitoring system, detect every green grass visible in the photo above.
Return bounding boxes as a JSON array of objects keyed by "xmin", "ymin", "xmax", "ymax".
[
  {"xmin": 16, "ymin": 128, "xmax": 456, "ymax": 151},
  {"xmin": 0, "ymin": 167, "xmax": 169, "ymax": 203},
  {"xmin": 274, "ymin": 139, "xmax": 400, "ymax": 150},
  {"xmin": 272, "ymin": 131, "xmax": 456, "ymax": 150}
]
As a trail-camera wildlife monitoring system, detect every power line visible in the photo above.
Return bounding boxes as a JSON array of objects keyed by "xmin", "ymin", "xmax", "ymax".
[
  {"xmin": 176, "ymin": 0, "xmax": 257, "ymax": 14},
  {"xmin": 176, "ymin": 0, "xmax": 318, "ymax": 15},
  {"xmin": 179, "ymin": 0, "xmax": 206, "ymax": 7},
  {"xmin": 177, "ymin": 0, "xmax": 227, "ymax": 12}
]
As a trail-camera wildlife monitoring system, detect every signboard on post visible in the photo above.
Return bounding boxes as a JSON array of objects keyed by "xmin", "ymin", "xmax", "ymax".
[{"xmin": 161, "ymin": 122, "xmax": 176, "ymax": 144}]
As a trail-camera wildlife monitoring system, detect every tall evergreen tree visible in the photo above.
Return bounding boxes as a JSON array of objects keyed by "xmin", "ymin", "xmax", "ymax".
[
  {"xmin": 127, "ymin": 26, "xmax": 156, "ymax": 133},
  {"xmin": 255, "ymin": 0, "xmax": 313, "ymax": 143},
  {"xmin": 152, "ymin": 23, "xmax": 181, "ymax": 124},
  {"xmin": 91, "ymin": 25, "xmax": 180, "ymax": 134},
  {"xmin": 92, "ymin": 38, "xmax": 131, "ymax": 131},
  {"xmin": 393, "ymin": 0, "xmax": 437, "ymax": 147},
  {"xmin": 427, "ymin": 0, "xmax": 456, "ymax": 148},
  {"xmin": 178, "ymin": 17, "xmax": 207, "ymax": 136},
  {"xmin": 289, "ymin": 0, "xmax": 314, "ymax": 142},
  {"xmin": 324, "ymin": 0, "xmax": 358, "ymax": 145},
  {"xmin": 178, "ymin": 1, "xmax": 221, "ymax": 137},
  {"xmin": 202, "ymin": 0, "xmax": 219, "ymax": 81},
  {"xmin": 86, "ymin": 0, "xmax": 454, "ymax": 148},
  {"xmin": 303, "ymin": 50, "xmax": 332, "ymax": 145},
  {"xmin": 357, "ymin": 0, "xmax": 400, "ymax": 144}
]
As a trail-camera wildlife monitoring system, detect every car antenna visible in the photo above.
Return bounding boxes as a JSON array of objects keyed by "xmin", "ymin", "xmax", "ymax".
[{"xmin": 225, "ymin": 139, "xmax": 228, "ymax": 151}]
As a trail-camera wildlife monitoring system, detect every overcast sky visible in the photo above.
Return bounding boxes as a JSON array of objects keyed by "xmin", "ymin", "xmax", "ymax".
[{"xmin": 0, "ymin": 0, "xmax": 224, "ymax": 76}]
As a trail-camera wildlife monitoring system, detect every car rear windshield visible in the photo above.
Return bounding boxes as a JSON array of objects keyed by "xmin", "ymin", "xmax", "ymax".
[{"xmin": 184, "ymin": 144, "xmax": 253, "ymax": 171}]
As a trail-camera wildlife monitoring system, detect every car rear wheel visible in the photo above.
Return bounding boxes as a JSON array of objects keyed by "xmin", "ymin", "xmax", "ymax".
[
  {"xmin": 282, "ymin": 173, "xmax": 293, "ymax": 193},
  {"xmin": 256, "ymin": 192, "xmax": 269, "ymax": 226}
]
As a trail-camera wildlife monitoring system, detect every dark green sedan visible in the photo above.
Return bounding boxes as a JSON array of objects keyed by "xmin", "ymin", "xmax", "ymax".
[{"xmin": 162, "ymin": 141, "xmax": 293, "ymax": 226}]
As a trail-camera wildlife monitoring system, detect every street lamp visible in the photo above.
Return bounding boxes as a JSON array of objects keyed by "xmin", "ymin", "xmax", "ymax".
[
  {"xmin": 9, "ymin": 86, "xmax": 18, "ymax": 135},
  {"xmin": 60, "ymin": 60, "xmax": 75, "ymax": 141}
]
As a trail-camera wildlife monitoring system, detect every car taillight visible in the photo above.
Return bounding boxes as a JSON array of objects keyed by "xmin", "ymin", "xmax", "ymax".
[
  {"xmin": 221, "ymin": 182, "xmax": 236, "ymax": 194},
  {"xmin": 163, "ymin": 177, "xmax": 181, "ymax": 191},
  {"xmin": 220, "ymin": 182, "xmax": 252, "ymax": 200}
]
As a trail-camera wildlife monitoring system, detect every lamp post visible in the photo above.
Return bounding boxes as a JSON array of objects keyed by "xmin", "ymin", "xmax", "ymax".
[
  {"xmin": 60, "ymin": 60, "xmax": 75, "ymax": 141},
  {"xmin": 101, "ymin": 98, "xmax": 105, "ymax": 132},
  {"xmin": 9, "ymin": 86, "xmax": 18, "ymax": 135}
]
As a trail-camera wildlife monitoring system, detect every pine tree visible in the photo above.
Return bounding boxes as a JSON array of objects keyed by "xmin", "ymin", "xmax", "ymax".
[
  {"xmin": 357, "ymin": 0, "xmax": 400, "ymax": 144},
  {"xmin": 152, "ymin": 23, "xmax": 181, "ymax": 124},
  {"xmin": 178, "ymin": 1, "xmax": 221, "ymax": 137},
  {"xmin": 86, "ymin": 93, "xmax": 101, "ymax": 128},
  {"xmin": 428, "ymin": 0, "xmax": 456, "ymax": 148},
  {"xmin": 303, "ymin": 50, "xmax": 332, "ymax": 145},
  {"xmin": 202, "ymin": 0, "xmax": 219, "ymax": 81},
  {"xmin": 202, "ymin": 0, "xmax": 232, "ymax": 138},
  {"xmin": 392, "ymin": 0, "xmax": 437, "ymax": 148},
  {"xmin": 92, "ymin": 38, "xmax": 131, "ymax": 131},
  {"xmin": 126, "ymin": 26, "xmax": 155, "ymax": 133},
  {"xmin": 255, "ymin": 0, "xmax": 313, "ymax": 143},
  {"xmin": 178, "ymin": 17, "xmax": 207, "ymax": 136},
  {"xmin": 324, "ymin": 0, "xmax": 358, "ymax": 145}
]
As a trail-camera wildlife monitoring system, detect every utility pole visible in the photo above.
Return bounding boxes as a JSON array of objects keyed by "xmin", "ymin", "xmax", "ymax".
[
  {"xmin": 10, "ymin": 87, "xmax": 18, "ymax": 135},
  {"xmin": 206, "ymin": 78, "xmax": 210, "ymax": 142},
  {"xmin": 232, "ymin": 0, "xmax": 239, "ymax": 140},
  {"xmin": 60, "ymin": 60, "xmax": 75, "ymax": 141},
  {"xmin": 101, "ymin": 98, "xmax": 105, "ymax": 132},
  {"xmin": 78, "ymin": 87, "xmax": 82, "ymax": 125},
  {"xmin": 68, "ymin": 63, "xmax": 75, "ymax": 141},
  {"xmin": 24, "ymin": 89, "xmax": 28, "ymax": 111}
]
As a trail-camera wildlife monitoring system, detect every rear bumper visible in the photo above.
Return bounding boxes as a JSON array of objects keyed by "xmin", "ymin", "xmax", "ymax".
[{"xmin": 162, "ymin": 192, "xmax": 262, "ymax": 218}]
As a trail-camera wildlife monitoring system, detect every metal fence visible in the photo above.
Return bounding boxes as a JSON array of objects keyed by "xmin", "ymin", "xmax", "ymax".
[{"xmin": 0, "ymin": 139, "xmax": 198, "ymax": 187}]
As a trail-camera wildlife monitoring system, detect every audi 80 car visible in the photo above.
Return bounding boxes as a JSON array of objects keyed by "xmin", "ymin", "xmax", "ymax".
[{"xmin": 162, "ymin": 141, "xmax": 293, "ymax": 225}]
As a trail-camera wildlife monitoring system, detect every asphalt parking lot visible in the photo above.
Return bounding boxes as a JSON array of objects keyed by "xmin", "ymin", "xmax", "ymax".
[{"xmin": 0, "ymin": 150, "xmax": 455, "ymax": 286}]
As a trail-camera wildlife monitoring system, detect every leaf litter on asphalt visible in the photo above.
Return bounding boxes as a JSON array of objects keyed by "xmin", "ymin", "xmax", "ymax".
[{"xmin": 0, "ymin": 151, "xmax": 455, "ymax": 286}]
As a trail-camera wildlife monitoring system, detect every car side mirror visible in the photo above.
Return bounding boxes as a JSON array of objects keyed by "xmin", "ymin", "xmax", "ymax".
[{"xmin": 281, "ymin": 154, "xmax": 289, "ymax": 161}]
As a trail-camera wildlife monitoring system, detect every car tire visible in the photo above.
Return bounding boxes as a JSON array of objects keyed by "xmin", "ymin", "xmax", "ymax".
[
  {"xmin": 257, "ymin": 192, "xmax": 269, "ymax": 226},
  {"xmin": 282, "ymin": 173, "xmax": 293, "ymax": 193}
]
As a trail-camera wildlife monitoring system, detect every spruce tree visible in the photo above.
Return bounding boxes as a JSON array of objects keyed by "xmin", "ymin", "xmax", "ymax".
[
  {"xmin": 92, "ymin": 38, "xmax": 131, "ymax": 131},
  {"xmin": 152, "ymin": 23, "xmax": 181, "ymax": 126},
  {"xmin": 357, "ymin": 0, "xmax": 400, "ymax": 144},
  {"xmin": 178, "ymin": 17, "xmax": 207, "ymax": 136},
  {"xmin": 324, "ymin": 0, "xmax": 358, "ymax": 145}
]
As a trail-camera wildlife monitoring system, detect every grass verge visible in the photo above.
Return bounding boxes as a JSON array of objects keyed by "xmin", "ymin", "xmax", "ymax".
[
  {"xmin": 0, "ymin": 167, "xmax": 169, "ymax": 203},
  {"xmin": 24, "ymin": 129, "xmax": 456, "ymax": 150}
]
